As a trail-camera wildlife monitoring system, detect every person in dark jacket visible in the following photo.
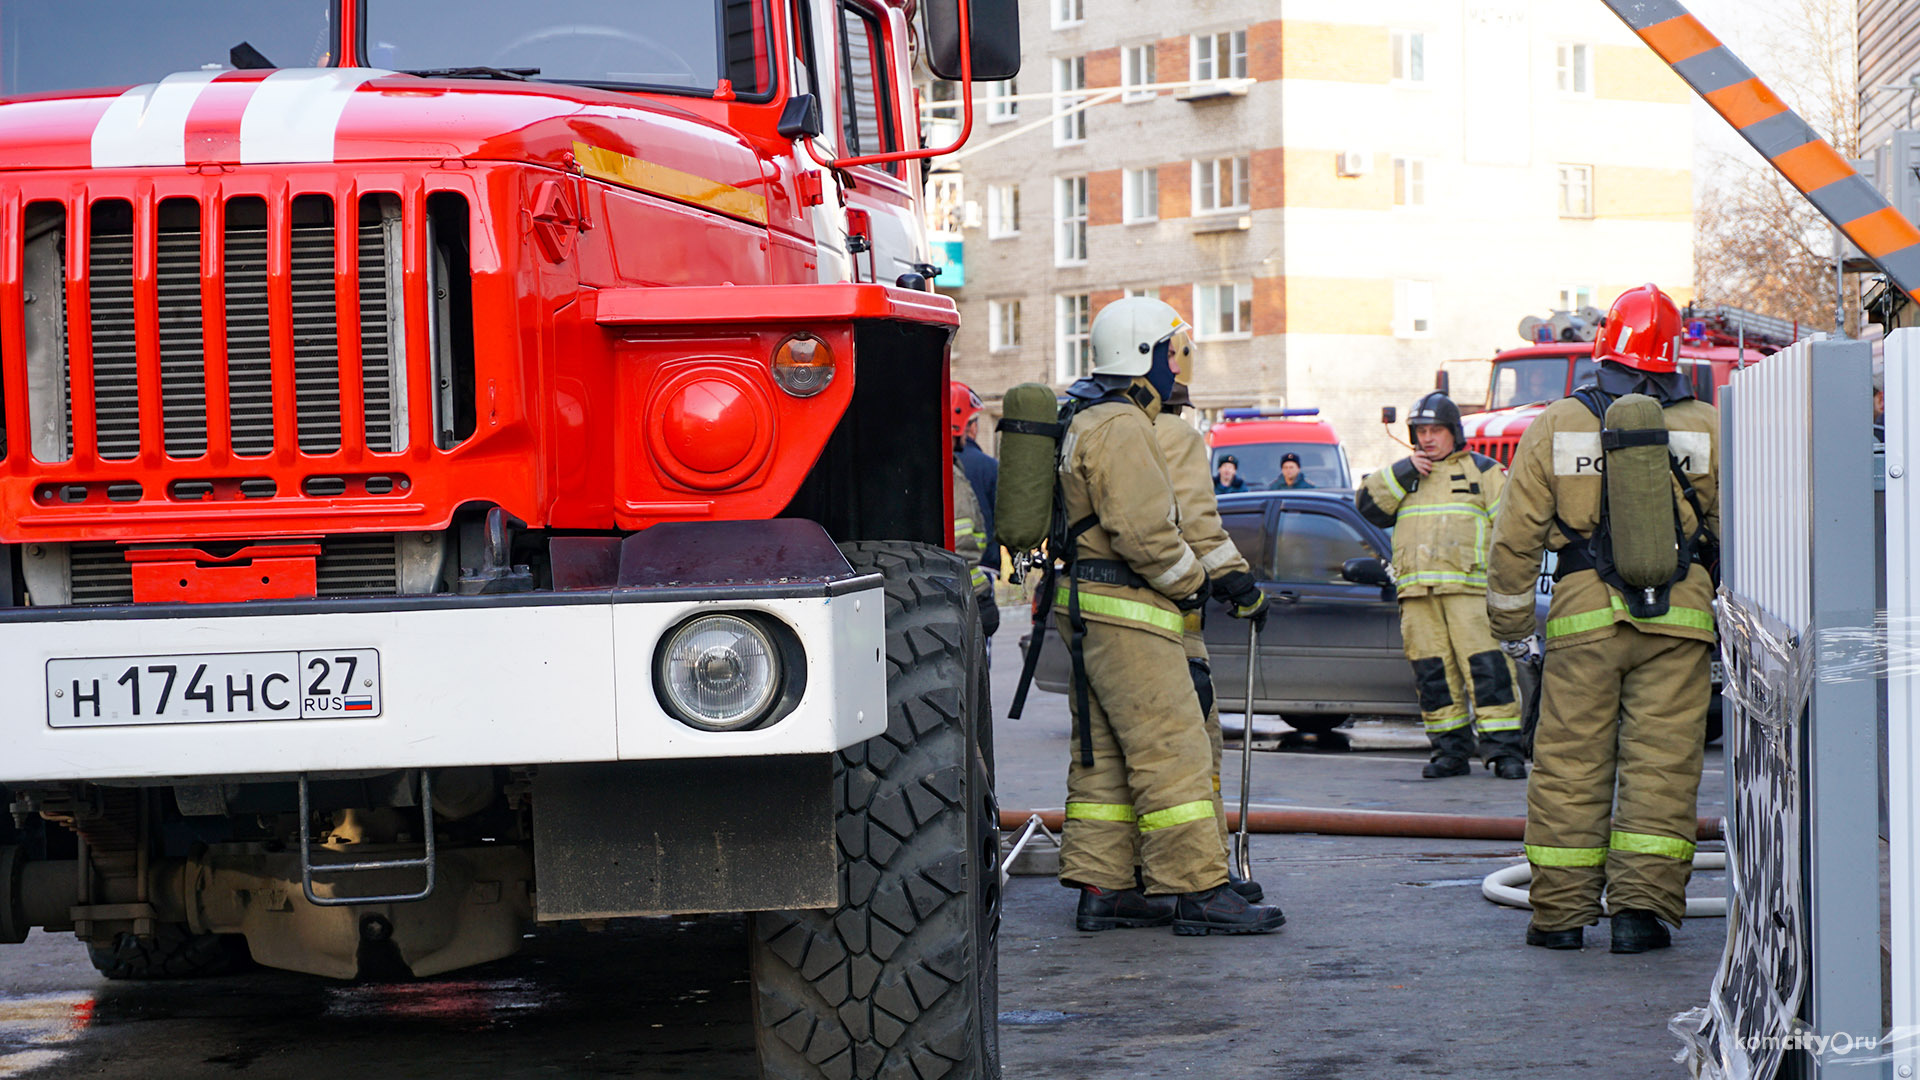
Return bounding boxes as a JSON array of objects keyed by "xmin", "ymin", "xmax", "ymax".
[
  {"xmin": 1271, "ymin": 452, "xmax": 1315, "ymax": 489},
  {"xmin": 1213, "ymin": 455, "xmax": 1246, "ymax": 494}
]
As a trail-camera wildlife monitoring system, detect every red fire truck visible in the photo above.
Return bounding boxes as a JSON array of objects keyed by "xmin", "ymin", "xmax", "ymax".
[
  {"xmin": 0, "ymin": 3, "xmax": 1015, "ymax": 1076},
  {"xmin": 1454, "ymin": 304, "xmax": 1795, "ymax": 464}
]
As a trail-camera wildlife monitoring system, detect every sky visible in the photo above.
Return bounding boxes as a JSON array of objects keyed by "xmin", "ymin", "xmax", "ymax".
[{"xmin": 1683, "ymin": 0, "xmax": 1845, "ymax": 178}]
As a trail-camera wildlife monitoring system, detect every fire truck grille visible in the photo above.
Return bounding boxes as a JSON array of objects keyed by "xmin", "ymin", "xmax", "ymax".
[
  {"xmin": 63, "ymin": 535, "xmax": 405, "ymax": 605},
  {"xmin": 24, "ymin": 192, "xmax": 413, "ymax": 466}
]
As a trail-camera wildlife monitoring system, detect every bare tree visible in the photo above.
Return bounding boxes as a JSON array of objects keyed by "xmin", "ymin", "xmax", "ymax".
[{"xmin": 1694, "ymin": 0, "xmax": 1861, "ymax": 333}]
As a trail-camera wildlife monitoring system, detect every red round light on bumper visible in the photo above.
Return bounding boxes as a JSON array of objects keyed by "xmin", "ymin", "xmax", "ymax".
[{"xmin": 648, "ymin": 368, "xmax": 775, "ymax": 490}]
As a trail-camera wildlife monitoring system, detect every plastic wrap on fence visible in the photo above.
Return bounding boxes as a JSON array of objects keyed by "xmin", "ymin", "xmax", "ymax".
[{"xmin": 1674, "ymin": 590, "xmax": 1809, "ymax": 1080}]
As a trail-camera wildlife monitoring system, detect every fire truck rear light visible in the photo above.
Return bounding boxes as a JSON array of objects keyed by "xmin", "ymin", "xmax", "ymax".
[{"xmin": 771, "ymin": 333, "xmax": 834, "ymax": 397}]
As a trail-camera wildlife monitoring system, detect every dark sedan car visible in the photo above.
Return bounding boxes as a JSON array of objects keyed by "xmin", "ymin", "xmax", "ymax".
[{"xmin": 1028, "ymin": 490, "xmax": 1549, "ymax": 734}]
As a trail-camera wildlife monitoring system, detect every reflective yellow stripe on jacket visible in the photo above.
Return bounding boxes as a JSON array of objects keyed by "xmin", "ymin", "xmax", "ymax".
[
  {"xmin": 1545, "ymin": 595, "xmax": 1715, "ymax": 639},
  {"xmin": 1054, "ymin": 586, "xmax": 1187, "ymax": 635}
]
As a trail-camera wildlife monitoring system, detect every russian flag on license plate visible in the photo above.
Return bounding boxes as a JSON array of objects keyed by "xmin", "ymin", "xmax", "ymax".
[{"xmin": 344, "ymin": 697, "xmax": 375, "ymax": 712}]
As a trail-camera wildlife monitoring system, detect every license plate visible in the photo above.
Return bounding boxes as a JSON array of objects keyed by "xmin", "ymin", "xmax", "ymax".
[{"xmin": 47, "ymin": 650, "xmax": 382, "ymax": 728}]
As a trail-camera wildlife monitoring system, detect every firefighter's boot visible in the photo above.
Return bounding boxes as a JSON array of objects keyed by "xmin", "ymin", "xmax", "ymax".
[
  {"xmin": 1526, "ymin": 925, "xmax": 1584, "ymax": 950},
  {"xmin": 1490, "ymin": 756, "xmax": 1528, "ymax": 780},
  {"xmin": 1076, "ymin": 886, "xmax": 1176, "ymax": 931},
  {"xmin": 1610, "ymin": 910, "xmax": 1672, "ymax": 954},
  {"xmin": 1228, "ymin": 865, "xmax": 1265, "ymax": 903},
  {"xmin": 1172, "ymin": 885, "xmax": 1287, "ymax": 936},
  {"xmin": 1422, "ymin": 757, "xmax": 1470, "ymax": 779}
]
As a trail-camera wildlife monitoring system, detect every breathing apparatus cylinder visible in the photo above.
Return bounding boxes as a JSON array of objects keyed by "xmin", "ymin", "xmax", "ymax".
[
  {"xmin": 995, "ymin": 383, "xmax": 1066, "ymax": 553},
  {"xmin": 1601, "ymin": 393, "xmax": 1680, "ymax": 599}
]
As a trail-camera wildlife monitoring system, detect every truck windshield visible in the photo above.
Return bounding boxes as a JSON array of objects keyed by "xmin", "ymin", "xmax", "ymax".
[
  {"xmin": 0, "ymin": 1, "xmax": 335, "ymax": 98},
  {"xmin": 1488, "ymin": 357, "xmax": 1571, "ymax": 410},
  {"xmin": 364, "ymin": 0, "xmax": 773, "ymax": 99},
  {"xmin": 1212, "ymin": 443, "xmax": 1350, "ymax": 490}
]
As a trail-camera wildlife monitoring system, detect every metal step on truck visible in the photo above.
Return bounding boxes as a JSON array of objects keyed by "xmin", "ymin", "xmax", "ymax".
[{"xmin": 0, "ymin": 1, "xmax": 1017, "ymax": 1076}]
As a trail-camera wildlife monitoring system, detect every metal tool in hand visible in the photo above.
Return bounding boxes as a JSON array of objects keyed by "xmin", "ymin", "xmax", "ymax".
[{"xmin": 1232, "ymin": 617, "xmax": 1259, "ymax": 881}]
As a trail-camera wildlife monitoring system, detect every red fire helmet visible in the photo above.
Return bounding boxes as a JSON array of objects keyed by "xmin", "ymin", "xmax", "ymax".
[
  {"xmin": 950, "ymin": 381, "xmax": 983, "ymax": 439},
  {"xmin": 1593, "ymin": 284, "xmax": 1682, "ymax": 374}
]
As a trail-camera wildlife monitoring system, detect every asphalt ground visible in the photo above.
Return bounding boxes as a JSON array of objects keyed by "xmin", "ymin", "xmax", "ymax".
[{"xmin": 0, "ymin": 607, "xmax": 1727, "ymax": 1078}]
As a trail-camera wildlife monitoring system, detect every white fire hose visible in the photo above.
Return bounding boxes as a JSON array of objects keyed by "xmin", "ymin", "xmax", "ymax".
[{"xmin": 1481, "ymin": 851, "xmax": 1728, "ymax": 918}]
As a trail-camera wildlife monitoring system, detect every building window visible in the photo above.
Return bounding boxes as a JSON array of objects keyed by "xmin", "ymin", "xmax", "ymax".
[
  {"xmin": 1056, "ymin": 175, "xmax": 1088, "ymax": 265},
  {"xmin": 1558, "ymin": 286, "xmax": 1594, "ymax": 312},
  {"xmin": 1123, "ymin": 167, "xmax": 1159, "ymax": 222},
  {"xmin": 1053, "ymin": 0, "xmax": 1083, "ymax": 28},
  {"xmin": 1122, "ymin": 44, "xmax": 1157, "ymax": 102},
  {"xmin": 1057, "ymin": 294, "xmax": 1093, "ymax": 381},
  {"xmin": 1193, "ymin": 155, "xmax": 1250, "ymax": 214},
  {"xmin": 1054, "ymin": 57, "xmax": 1087, "ymax": 145},
  {"xmin": 987, "ymin": 184, "xmax": 1020, "ymax": 238},
  {"xmin": 1391, "ymin": 30, "xmax": 1426, "ymax": 83},
  {"xmin": 990, "ymin": 299, "xmax": 1023, "ymax": 350},
  {"xmin": 1558, "ymin": 164, "xmax": 1594, "ymax": 217},
  {"xmin": 1125, "ymin": 286, "xmax": 1160, "ymax": 300},
  {"xmin": 1392, "ymin": 157, "xmax": 1427, "ymax": 207},
  {"xmin": 1196, "ymin": 282, "xmax": 1252, "ymax": 339},
  {"xmin": 1396, "ymin": 280, "xmax": 1435, "ymax": 337},
  {"xmin": 1556, "ymin": 43, "xmax": 1591, "ymax": 94},
  {"xmin": 987, "ymin": 79, "xmax": 1018, "ymax": 123},
  {"xmin": 1191, "ymin": 30, "xmax": 1248, "ymax": 81}
]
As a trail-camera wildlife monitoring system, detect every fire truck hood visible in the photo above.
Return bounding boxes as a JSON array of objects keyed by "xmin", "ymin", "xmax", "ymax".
[{"xmin": 0, "ymin": 68, "xmax": 767, "ymax": 216}]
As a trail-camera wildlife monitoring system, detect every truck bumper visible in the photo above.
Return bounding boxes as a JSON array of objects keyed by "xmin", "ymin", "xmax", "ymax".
[{"xmin": 0, "ymin": 579, "xmax": 887, "ymax": 784}]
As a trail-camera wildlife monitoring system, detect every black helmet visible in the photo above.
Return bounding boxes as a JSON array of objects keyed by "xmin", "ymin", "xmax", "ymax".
[{"xmin": 1407, "ymin": 391, "xmax": 1464, "ymax": 452}]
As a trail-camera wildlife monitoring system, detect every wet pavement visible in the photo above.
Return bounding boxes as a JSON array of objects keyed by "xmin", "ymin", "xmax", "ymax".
[{"xmin": 0, "ymin": 607, "xmax": 1726, "ymax": 1078}]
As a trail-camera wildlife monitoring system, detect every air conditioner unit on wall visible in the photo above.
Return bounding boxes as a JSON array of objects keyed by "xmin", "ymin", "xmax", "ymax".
[{"xmin": 1337, "ymin": 150, "xmax": 1371, "ymax": 178}]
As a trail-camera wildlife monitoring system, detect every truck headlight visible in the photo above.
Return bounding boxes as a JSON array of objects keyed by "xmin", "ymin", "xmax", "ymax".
[{"xmin": 656, "ymin": 614, "xmax": 783, "ymax": 730}]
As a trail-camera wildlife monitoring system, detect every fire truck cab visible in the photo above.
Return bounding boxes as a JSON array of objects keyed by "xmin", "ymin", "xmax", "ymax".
[{"xmin": 0, "ymin": 2, "xmax": 1016, "ymax": 1076}]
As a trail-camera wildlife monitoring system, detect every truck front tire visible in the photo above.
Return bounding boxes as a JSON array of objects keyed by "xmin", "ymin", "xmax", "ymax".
[
  {"xmin": 752, "ymin": 541, "xmax": 1001, "ymax": 1079},
  {"xmin": 86, "ymin": 924, "xmax": 252, "ymax": 981}
]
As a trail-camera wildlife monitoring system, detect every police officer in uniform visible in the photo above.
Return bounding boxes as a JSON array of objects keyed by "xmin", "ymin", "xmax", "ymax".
[
  {"xmin": 1485, "ymin": 284, "xmax": 1718, "ymax": 953},
  {"xmin": 1055, "ymin": 296, "xmax": 1285, "ymax": 936},
  {"xmin": 1358, "ymin": 393, "xmax": 1526, "ymax": 778},
  {"xmin": 1157, "ymin": 366, "xmax": 1272, "ymax": 905},
  {"xmin": 1271, "ymin": 452, "xmax": 1314, "ymax": 489}
]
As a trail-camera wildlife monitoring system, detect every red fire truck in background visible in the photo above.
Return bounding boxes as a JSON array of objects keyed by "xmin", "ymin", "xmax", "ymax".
[
  {"xmin": 0, "ymin": 2, "xmax": 1016, "ymax": 1076},
  {"xmin": 1451, "ymin": 304, "xmax": 1798, "ymax": 464},
  {"xmin": 1207, "ymin": 407, "xmax": 1353, "ymax": 490}
]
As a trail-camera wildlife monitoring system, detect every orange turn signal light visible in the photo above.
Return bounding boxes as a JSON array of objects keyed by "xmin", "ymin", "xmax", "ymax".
[{"xmin": 772, "ymin": 332, "xmax": 834, "ymax": 397}]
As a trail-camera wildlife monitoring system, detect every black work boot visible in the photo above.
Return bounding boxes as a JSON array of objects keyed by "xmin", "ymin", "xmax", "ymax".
[
  {"xmin": 1172, "ymin": 885, "xmax": 1287, "ymax": 936},
  {"xmin": 1610, "ymin": 909, "xmax": 1672, "ymax": 954},
  {"xmin": 1525, "ymin": 925, "xmax": 1584, "ymax": 950},
  {"xmin": 1228, "ymin": 865, "xmax": 1265, "ymax": 904},
  {"xmin": 1075, "ymin": 886, "xmax": 1176, "ymax": 932},
  {"xmin": 1488, "ymin": 756, "xmax": 1528, "ymax": 780},
  {"xmin": 1422, "ymin": 756, "xmax": 1470, "ymax": 779}
]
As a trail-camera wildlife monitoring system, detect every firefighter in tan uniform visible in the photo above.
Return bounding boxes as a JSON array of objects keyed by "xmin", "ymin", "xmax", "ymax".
[
  {"xmin": 1055, "ymin": 297, "xmax": 1284, "ymax": 937},
  {"xmin": 1357, "ymin": 393, "xmax": 1526, "ymax": 779},
  {"xmin": 1156, "ymin": 375, "xmax": 1270, "ymax": 904},
  {"xmin": 1485, "ymin": 284, "xmax": 1717, "ymax": 954},
  {"xmin": 953, "ymin": 461, "xmax": 991, "ymax": 611}
]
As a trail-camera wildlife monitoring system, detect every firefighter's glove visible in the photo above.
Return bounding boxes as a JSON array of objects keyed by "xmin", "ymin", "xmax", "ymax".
[
  {"xmin": 1499, "ymin": 635, "xmax": 1543, "ymax": 667},
  {"xmin": 1214, "ymin": 571, "xmax": 1270, "ymax": 632},
  {"xmin": 1175, "ymin": 588, "xmax": 1209, "ymax": 613}
]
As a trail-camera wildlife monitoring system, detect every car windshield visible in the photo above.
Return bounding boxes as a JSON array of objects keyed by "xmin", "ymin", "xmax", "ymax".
[
  {"xmin": 0, "ymin": 1, "xmax": 335, "ymax": 98},
  {"xmin": 1488, "ymin": 356, "xmax": 1572, "ymax": 410},
  {"xmin": 1212, "ymin": 443, "xmax": 1349, "ymax": 490},
  {"xmin": 364, "ymin": 0, "xmax": 773, "ymax": 98}
]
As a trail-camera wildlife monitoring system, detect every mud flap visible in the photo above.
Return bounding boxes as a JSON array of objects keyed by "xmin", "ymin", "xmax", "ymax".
[{"xmin": 532, "ymin": 758, "xmax": 837, "ymax": 919}]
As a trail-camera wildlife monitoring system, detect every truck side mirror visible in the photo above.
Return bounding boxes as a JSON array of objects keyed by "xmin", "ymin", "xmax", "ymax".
[
  {"xmin": 777, "ymin": 94, "xmax": 824, "ymax": 140},
  {"xmin": 1341, "ymin": 557, "xmax": 1392, "ymax": 588},
  {"xmin": 1380, "ymin": 406, "xmax": 1396, "ymax": 424},
  {"xmin": 924, "ymin": 0, "xmax": 1022, "ymax": 81}
]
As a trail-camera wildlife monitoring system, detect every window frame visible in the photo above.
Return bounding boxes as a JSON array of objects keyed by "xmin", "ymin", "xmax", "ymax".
[
  {"xmin": 834, "ymin": 0, "xmax": 902, "ymax": 174},
  {"xmin": 1192, "ymin": 155, "xmax": 1250, "ymax": 215},
  {"xmin": 1123, "ymin": 166, "xmax": 1159, "ymax": 223},
  {"xmin": 986, "ymin": 183, "xmax": 1020, "ymax": 238},
  {"xmin": 1557, "ymin": 285, "xmax": 1594, "ymax": 312},
  {"xmin": 1052, "ymin": 0, "xmax": 1084, "ymax": 29},
  {"xmin": 1191, "ymin": 29, "xmax": 1248, "ymax": 82},
  {"xmin": 1392, "ymin": 156, "xmax": 1428, "ymax": 208},
  {"xmin": 1390, "ymin": 29, "xmax": 1427, "ymax": 85},
  {"xmin": 1055, "ymin": 175, "xmax": 1088, "ymax": 266},
  {"xmin": 1195, "ymin": 281, "xmax": 1253, "ymax": 341},
  {"xmin": 987, "ymin": 78, "xmax": 1019, "ymax": 124},
  {"xmin": 1053, "ymin": 55, "xmax": 1088, "ymax": 145},
  {"xmin": 1271, "ymin": 509, "xmax": 1384, "ymax": 585},
  {"xmin": 989, "ymin": 298, "xmax": 1023, "ymax": 351},
  {"xmin": 1121, "ymin": 43, "xmax": 1157, "ymax": 102},
  {"xmin": 1056, "ymin": 293, "xmax": 1094, "ymax": 382},
  {"xmin": 1557, "ymin": 163, "xmax": 1595, "ymax": 218},
  {"xmin": 1396, "ymin": 279, "xmax": 1435, "ymax": 339},
  {"xmin": 1555, "ymin": 42, "xmax": 1592, "ymax": 96}
]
